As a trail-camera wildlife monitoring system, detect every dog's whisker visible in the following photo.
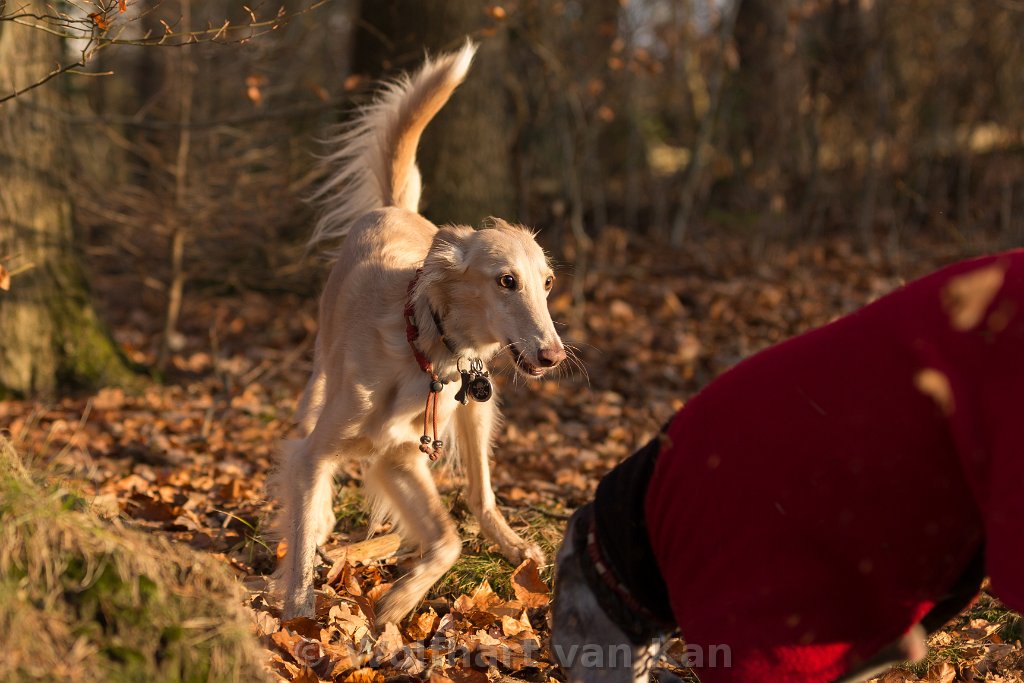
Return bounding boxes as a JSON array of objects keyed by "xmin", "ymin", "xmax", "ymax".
[
  {"xmin": 559, "ymin": 343, "xmax": 590, "ymax": 386},
  {"xmin": 563, "ymin": 339, "xmax": 602, "ymax": 354}
]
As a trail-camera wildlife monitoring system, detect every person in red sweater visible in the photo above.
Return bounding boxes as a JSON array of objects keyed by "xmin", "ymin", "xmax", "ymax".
[{"xmin": 551, "ymin": 251, "xmax": 1024, "ymax": 683}]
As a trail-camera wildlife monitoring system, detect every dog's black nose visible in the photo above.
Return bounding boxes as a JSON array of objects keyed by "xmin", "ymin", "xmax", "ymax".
[{"xmin": 538, "ymin": 346, "xmax": 566, "ymax": 367}]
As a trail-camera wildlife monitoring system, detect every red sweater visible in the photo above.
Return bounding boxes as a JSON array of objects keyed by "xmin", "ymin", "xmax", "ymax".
[{"xmin": 643, "ymin": 251, "xmax": 1024, "ymax": 682}]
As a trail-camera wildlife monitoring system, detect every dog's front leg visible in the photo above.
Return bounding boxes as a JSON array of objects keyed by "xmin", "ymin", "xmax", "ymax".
[
  {"xmin": 366, "ymin": 449, "xmax": 463, "ymax": 626},
  {"xmin": 456, "ymin": 399, "xmax": 544, "ymax": 566},
  {"xmin": 832, "ymin": 624, "xmax": 927, "ymax": 683}
]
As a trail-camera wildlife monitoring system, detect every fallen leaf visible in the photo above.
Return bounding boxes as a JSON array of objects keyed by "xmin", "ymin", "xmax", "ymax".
[
  {"xmin": 281, "ymin": 617, "xmax": 322, "ymax": 640},
  {"xmin": 914, "ymin": 368, "xmax": 955, "ymax": 416},
  {"xmin": 327, "ymin": 561, "xmax": 362, "ymax": 594},
  {"xmin": 469, "ymin": 580, "xmax": 503, "ymax": 611},
  {"xmin": 365, "ymin": 581, "xmax": 392, "ymax": 604},
  {"xmin": 942, "ymin": 261, "xmax": 1007, "ymax": 331},
  {"xmin": 510, "ymin": 559, "xmax": 550, "ymax": 607},
  {"xmin": 344, "ymin": 667, "xmax": 384, "ymax": 683},
  {"xmin": 877, "ymin": 670, "xmax": 919, "ymax": 683},
  {"xmin": 924, "ymin": 662, "xmax": 955, "ymax": 683},
  {"xmin": 373, "ymin": 622, "xmax": 404, "ymax": 662},
  {"xmin": 453, "ymin": 593, "xmax": 475, "ymax": 615},
  {"xmin": 247, "ymin": 607, "xmax": 280, "ymax": 637},
  {"xmin": 321, "ymin": 639, "xmax": 364, "ymax": 676},
  {"xmin": 290, "ymin": 667, "xmax": 318, "ymax": 683},
  {"xmin": 446, "ymin": 667, "xmax": 488, "ymax": 683},
  {"xmin": 474, "ymin": 629, "xmax": 501, "ymax": 647},
  {"xmin": 270, "ymin": 629, "xmax": 302, "ymax": 659},
  {"xmin": 404, "ymin": 608, "xmax": 439, "ymax": 642},
  {"xmin": 92, "ymin": 387, "xmax": 126, "ymax": 410},
  {"xmin": 500, "ymin": 613, "xmax": 532, "ymax": 637},
  {"xmin": 126, "ymin": 493, "xmax": 179, "ymax": 522},
  {"xmin": 328, "ymin": 603, "xmax": 372, "ymax": 642}
]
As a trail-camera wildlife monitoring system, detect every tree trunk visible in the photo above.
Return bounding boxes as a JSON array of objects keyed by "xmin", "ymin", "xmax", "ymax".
[
  {"xmin": 730, "ymin": 0, "xmax": 806, "ymax": 226},
  {"xmin": 352, "ymin": 1, "xmax": 515, "ymax": 226},
  {"xmin": 0, "ymin": 7, "xmax": 135, "ymax": 397}
]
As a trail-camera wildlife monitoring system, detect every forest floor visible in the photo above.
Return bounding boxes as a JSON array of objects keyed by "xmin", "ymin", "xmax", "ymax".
[{"xmin": 2, "ymin": 231, "xmax": 1022, "ymax": 683}]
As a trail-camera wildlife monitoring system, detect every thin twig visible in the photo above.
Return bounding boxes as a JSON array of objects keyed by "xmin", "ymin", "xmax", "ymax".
[
  {"xmin": 16, "ymin": 91, "xmax": 356, "ymax": 129},
  {"xmin": 0, "ymin": 0, "xmax": 334, "ymax": 104},
  {"xmin": 0, "ymin": 55, "xmax": 88, "ymax": 104},
  {"xmin": 156, "ymin": 0, "xmax": 193, "ymax": 373}
]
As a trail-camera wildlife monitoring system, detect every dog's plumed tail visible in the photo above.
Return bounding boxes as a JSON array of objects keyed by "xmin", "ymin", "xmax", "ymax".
[{"xmin": 308, "ymin": 40, "xmax": 477, "ymax": 253}]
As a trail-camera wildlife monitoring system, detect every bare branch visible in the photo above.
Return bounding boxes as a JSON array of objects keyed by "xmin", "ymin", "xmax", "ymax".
[
  {"xmin": 0, "ymin": 0, "xmax": 334, "ymax": 104},
  {"xmin": 0, "ymin": 54, "xmax": 88, "ymax": 104}
]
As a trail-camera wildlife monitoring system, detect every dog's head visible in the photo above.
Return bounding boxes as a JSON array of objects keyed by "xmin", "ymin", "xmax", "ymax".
[
  {"xmin": 420, "ymin": 218, "xmax": 566, "ymax": 376},
  {"xmin": 550, "ymin": 507, "xmax": 661, "ymax": 683}
]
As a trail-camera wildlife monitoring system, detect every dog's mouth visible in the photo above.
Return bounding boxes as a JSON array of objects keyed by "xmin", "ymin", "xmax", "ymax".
[{"xmin": 507, "ymin": 342, "xmax": 548, "ymax": 378}]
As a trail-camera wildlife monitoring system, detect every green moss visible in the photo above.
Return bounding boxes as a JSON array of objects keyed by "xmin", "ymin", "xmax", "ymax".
[
  {"xmin": 0, "ymin": 437, "xmax": 267, "ymax": 683},
  {"xmin": 433, "ymin": 547, "xmax": 516, "ymax": 599},
  {"xmin": 333, "ymin": 483, "xmax": 371, "ymax": 532},
  {"xmin": 889, "ymin": 593, "xmax": 1022, "ymax": 678},
  {"xmin": 51, "ymin": 280, "xmax": 142, "ymax": 392},
  {"xmin": 0, "ymin": 241, "xmax": 142, "ymax": 397},
  {"xmin": 432, "ymin": 504, "xmax": 568, "ymax": 600}
]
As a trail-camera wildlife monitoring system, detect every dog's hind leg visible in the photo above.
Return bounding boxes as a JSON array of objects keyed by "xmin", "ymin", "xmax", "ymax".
[
  {"xmin": 278, "ymin": 436, "xmax": 341, "ymax": 620},
  {"xmin": 456, "ymin": 400, "xmax": 544, "ymax": 566},
  {"xmin": 365, "ymin": 448, "xmax": 462, "ymax": 626},
  {"xmin": 278, "ymin": 382, "xmax": 371, "ymax": 619},
  {"xmin": 296, "ymin": 352, "xmax": 326, "ymax": 437}
]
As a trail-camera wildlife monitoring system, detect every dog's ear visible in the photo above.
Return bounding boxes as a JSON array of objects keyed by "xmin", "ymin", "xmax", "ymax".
[
  {"xmin": 481, "ymin": 216, "xmax": 512, "ymax": 230},
  {"xmin": 419, "ymin": 225, "xmax": 474, "ymax": 293},
  {"xmin": 425, "ymin": 224, "xmax": 474, "ymax": 270}
]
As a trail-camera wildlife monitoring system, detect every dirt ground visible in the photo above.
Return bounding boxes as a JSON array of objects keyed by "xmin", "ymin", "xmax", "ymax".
[{"xmin": 2, "ymin": 232, "xmax": 1021, "ymax": 682}]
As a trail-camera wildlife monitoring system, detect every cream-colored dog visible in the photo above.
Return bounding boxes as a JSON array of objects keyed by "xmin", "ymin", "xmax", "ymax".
[{"xmin": 274, "ymin": 42, "xmax": 566, "ymax": 625}]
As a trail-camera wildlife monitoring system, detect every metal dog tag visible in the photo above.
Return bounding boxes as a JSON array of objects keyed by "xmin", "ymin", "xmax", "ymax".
[
  {"xmin": 467, "ymin": 374, "xmax": 492, "ymax": 402},
  {"xmin": 454, "ymin": 358, "xmax": 492, "ymax": 404}
]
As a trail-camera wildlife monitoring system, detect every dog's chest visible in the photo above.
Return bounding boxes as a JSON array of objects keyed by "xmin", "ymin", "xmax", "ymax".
[{"xmin": 370, "ymin": 374, "xmax": 469, "ymax": 446}]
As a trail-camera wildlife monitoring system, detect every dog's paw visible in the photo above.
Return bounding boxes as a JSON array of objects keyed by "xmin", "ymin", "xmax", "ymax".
[
  {"xmin": 282, "ymin": 589, "xmax": 317, "ymax": 622},
  {"xmin": 504, "ymin": 539, "xmax": 545, "ymax": 567},
  {"xmin": 900, "ymin": 624, "xmax": 928, "ymax": 663},
  {"xmin": 523, "ymin": 542, "xmax": 546, "ymax": 566},
  {"xmin": 374, "ymin": 590, "xmax": 417, "ymax": 629}
]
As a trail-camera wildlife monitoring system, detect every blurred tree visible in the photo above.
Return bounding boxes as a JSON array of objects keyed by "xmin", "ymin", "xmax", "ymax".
[
  {"xmin": 70, "ymin": 0, "xmax": 357, "ymax": 365},
  {"xmin": 729, "ymin": 0, "xmax": 807, "ymax": 228},
  {"xmin": 352, "ymin": 0, "xmax": 515, "ymax": 226},
  {"xmin": 0, "ymin": 6, "xmax": 135, "ymax": 397}
]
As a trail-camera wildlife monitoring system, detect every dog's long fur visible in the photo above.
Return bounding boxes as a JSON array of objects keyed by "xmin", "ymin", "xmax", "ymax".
[{"xmin": 273, "ymin": 41, "xmax": 566, "ymax": 625}]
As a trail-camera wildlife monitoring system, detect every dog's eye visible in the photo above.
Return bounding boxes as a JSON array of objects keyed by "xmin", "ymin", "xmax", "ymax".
[
  {"xmin": 498, "ymin": 274, "xmax": 517, "ymax": 290},
  {"xmin": 544, "ymin": 275, "xmax": 554, "ymax": 291}
]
